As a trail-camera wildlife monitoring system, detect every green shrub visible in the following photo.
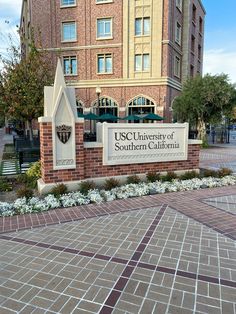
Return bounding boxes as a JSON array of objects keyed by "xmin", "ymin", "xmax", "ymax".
[
  {"xmin": 146, "ymin": 171, "xmax": 160, "ymax": 182},
  {"xmin": 127, "ymin": 174, "xmax": 141, "ymax": 184},
  {"xmin": 17, "ymin": 173, "xmax": 29, "ymax": 184},
  {"xmin": 26, "ymin": 161, "xmax": 41, "ymax": 179},
  {"xmin": 50, "ymin": 184, "xmax": 68, "ymax": 197},
  {"xmin": 16, "ymin": 161, "xmax": 41, "ymax": 189},
  {"xmin": 104, "ymin": 178, "xmax": 120, "ymax": 190},
  {"xmin": 0, "ymin": 177, "xmax": 12, "ymax": 192},
  {"xmin": 79, "ymin": 180, "xmax": 96, "ymax": 195},
  {"xmin": 202, "ymin": 169, "xmax": 219, "ymax": 178},
  {"xmin": 16, "ymin": 186, "xmax": 33, "ymax": 199},
  {"xmin": 179, "ymin": 170, "xmax": 199, "ymax": 180},
  {"xmin": 161, "ymin": 171, "xmax": 178, "ymax": 182},
  {"xmin": 218, "ymin": 167, "xmax": 232, "ymax": 178}
]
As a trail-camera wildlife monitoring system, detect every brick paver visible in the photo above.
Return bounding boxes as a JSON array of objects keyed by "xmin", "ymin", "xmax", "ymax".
[
  {"xmin": 1, "ymin": 141, "xmax": 236, "ymax": 312},
  {"xmin": 1, "ymin": 187, "xmax": 236, "ymax": 313}
]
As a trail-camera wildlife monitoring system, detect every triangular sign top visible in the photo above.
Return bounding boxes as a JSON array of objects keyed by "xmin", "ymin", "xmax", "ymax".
[{"xmin": 53, "ymin": 59, "xmax": 66, "ymax": 106}]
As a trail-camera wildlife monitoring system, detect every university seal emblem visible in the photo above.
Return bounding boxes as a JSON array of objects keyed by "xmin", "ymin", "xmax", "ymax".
[{"xmin": 56, "ymin": 125, "xmax": 72, "ymax": 144}]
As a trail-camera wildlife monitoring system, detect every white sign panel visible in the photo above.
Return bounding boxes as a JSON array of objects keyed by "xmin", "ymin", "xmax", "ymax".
[{"xmin": 103, "ymin": 123, "xmax": 189, "ymax": 165}]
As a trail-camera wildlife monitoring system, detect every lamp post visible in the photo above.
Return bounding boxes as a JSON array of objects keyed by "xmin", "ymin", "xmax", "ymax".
[
  {"xmin": 95, "ymin": 86, "xmax": 101, "ymax": 132},
  {"xmin": 96, "ymin": 86, "xmax": 101, "ymax": 108}
]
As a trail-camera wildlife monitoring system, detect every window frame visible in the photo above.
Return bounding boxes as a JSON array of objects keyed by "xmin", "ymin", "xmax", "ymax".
[
  {"xmin": 135, "ymin": 17, "xmax": 150, "ymax": 37},
  {"xmin": 96, "ymin": 17, "xmax": 113, "ymax": 40},
  {"xmin": 96, "ymin": 0, "xmax": 113, "ymax": 4},
  {"xmin": 174, "ymin": 55, "xmax": 181, "ymax": 78},
  {"xmin": 175, "ymin": 22, "xmax": 182, "ymax": 45},
  {"xmin": 61, "ymin": 21, "xmax": 77, "ymax": 42},
  {"xmin": 97, "ymin": 53, "xmax": 113, "ymax": 74},
  {"xmin": 63, "ymin": 56, "xmax": 77, "ymax": 76},
  {"xmin": 135, "ymin": 53, "xmax": 150, "ymax": 72},
  {"xmin": 60, "ymin": 0, "xmax": 76, "ymax": 8}
]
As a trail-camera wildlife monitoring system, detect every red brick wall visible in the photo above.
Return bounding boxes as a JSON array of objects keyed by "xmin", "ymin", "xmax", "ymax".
[
  {"xmin": 84, "ymin": 144, "xmax": 200, "ymax": 179},
  {"xmin": 40, "ymin": 122, "xmax": 200, "ymax": 184}
]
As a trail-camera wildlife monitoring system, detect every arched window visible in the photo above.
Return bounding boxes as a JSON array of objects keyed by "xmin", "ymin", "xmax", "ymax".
[
  {"xmin": 93, "ymin": 97, "xmax": 118, "ymax": 117},
  {"xmin": 127, "ymin": 96, "xmax": 155, "ymax": 114},
  {"xmin": 76, "ymin": 100, "xmax": 84, "ymax": 117}
]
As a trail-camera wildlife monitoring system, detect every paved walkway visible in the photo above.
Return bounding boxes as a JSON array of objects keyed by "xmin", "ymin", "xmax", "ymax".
[
  {"xmin": 0, "ymin": 136, "xmax": 236, "ymax": 313},
  {"xmin": 0, "ymin": 186, "xmax": 236, "ymax": 313},
  {"xmin": 200, "ymin": 139, "xmax": 236, "ymax": 173}
]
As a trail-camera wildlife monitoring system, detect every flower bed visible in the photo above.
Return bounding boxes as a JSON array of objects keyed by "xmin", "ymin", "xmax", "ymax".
[{"xmin": 1, "ymin": 175, "xmax": 236, "ymax": 217}]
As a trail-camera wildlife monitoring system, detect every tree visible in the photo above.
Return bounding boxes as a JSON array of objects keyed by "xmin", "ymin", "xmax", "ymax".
[
  {"xmin": 173, "ymin": 74, "xmax": 236, "ymax": 143},
  {"xmin": 0, "ymin": 41, "xmax": 53, "ymax": 140}
]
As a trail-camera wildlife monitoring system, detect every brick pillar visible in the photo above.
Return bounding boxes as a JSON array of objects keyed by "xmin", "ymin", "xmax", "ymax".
[
  {"xmin": 40, "ymin": 122, "xmax": 53, "ymax": 183},
  {"xmin": 39, "ymin": 121, "xmax": 85, "ymax": 184}
]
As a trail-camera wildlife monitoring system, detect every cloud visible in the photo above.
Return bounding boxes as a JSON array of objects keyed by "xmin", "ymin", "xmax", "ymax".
[{"xmin": 203, "ymin": 49, "xmax": 236, "ymax": 84}]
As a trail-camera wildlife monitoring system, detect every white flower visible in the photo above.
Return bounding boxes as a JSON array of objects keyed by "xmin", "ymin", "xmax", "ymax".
[
  {"xmin": 0, "ymin": 202, "xmax": 14, "ymax": 217},
  {"xmin": 87, "ymin": 190, "xmax": 104, "ymax": 204},
  {"xmin": 44, "ymin": 195, "xmax": 60, "ymax": 208},
  {"xmin": 60, "ymin": 194, "xmax": 77, "ymax": 207},
  {"xmin": 1, "ymin": 175, "xmax": 236, "ymax": 217}
]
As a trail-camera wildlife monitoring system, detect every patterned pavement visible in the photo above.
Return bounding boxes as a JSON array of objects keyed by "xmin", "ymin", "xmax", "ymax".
[
  {"xmin": 1, "ymin": 186, "xmax": 236, "ymax": 313},
  {"xmin": 0, "ymin": 134, "xmax": 236, "ymax": 313},
  {"xmin": 200, "ymin": 143, "xmax": 236, "ymax": 173}
]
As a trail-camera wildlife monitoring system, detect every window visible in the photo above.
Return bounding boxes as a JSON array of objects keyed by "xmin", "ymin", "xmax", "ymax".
[
  {"xmin": 62, "ymin": 22, "xmax": 76, "ymax": 41},
  {"xmin": 199, "ymin": 17, "xmax": 203, "ymax": 33},
  {"xmin": 97, "ymin": 18, "xmax": 112, "ymax": 39},
  {"xmin": 191, "ymin": 35, "xmax": 195, "ymax": 52},
  {"xmin": 175, "ymin": 22, "xmax": 182, "ymax": 45},
  {"xmin": 96, "ymin": 0, "xmax": 113, "ymax": 3},
  {"xmin": 97, "ymin": 54, "xmax": 112, "ymax": 73},
  {"xmin": 63, "ymin": 56, "xmax": 77, "ymax": 75},
  {"xmin": 190, "ymin": 65, "xmax": 194, "ymax": 78},
  {"xmin": 135, "ymin": 17, "xmax": 150, "ymax": 36},
  {"xmin": 76, "ymin": 100, "xmax": 84, "ymax": 116},
  {"xmin": 176, "ymin": 0, "xmax": 182, "ymax": 11},
  {"xmin": 94, "ymin": 97, "xmax": 118, "ymax": 119},
  {"xmin": 198, "ymin": 45, "xmax": 202, "ymax": 59},
  {"xmin": 127, "ymin": 96, "xmax": 155, "ymax": 119},
  {"xmin": 174, "ymin": 56, "xmax": 181, "ymax": 78},
  {"xmin": 135, "ymin": 54, "xmax": 150, "ymax": 72},
  {"xmin": 192, "ymin": 4, "xmax": 196, "ymax": 22},
  {"xmin": 61, "ymin": 0, "xmax": 76, "ymax": 6}
]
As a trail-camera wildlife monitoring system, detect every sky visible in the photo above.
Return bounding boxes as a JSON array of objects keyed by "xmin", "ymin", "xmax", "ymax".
[{"xmin": 0, "ymin": 0, "xmax": 236, "ymax": 83}]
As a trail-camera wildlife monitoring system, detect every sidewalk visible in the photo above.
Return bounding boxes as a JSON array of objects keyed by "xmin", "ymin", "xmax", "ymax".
[
  {"xmin": 200, "ymin": 141, "xmax": 236, "ymax": 173},
  {"xmin": 0, "ymin": 185, "xmax": 236, "ymax": 313},
  {"xmin": 0, "ymin": 133, "xmax": 236, "ymax": 313}
]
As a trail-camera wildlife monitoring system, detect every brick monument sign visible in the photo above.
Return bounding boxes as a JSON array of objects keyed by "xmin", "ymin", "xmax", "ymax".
[{"xmin": 38, "ymin": 61, "xmax": 201, "ymax": 194}]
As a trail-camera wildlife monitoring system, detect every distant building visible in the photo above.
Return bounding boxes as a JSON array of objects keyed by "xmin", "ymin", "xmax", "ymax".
[{"xmin": 20, "ymin": 0, "xmax": 205, "ymax": 122}]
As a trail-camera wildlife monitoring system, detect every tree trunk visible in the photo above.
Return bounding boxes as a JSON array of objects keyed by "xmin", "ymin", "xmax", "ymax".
[
  {"xmin": 28, "ymin": 119, "xmax": 34, "ymax": 143},
  {"xmin": 197, "ymin": 118, "xmax": 206, "ymax": 143}
]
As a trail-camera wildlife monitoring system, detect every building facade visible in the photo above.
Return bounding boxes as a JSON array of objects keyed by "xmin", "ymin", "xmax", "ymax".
[{"xmin": 20, "ymin": 0, "xmax": 205, "ymax": 123}]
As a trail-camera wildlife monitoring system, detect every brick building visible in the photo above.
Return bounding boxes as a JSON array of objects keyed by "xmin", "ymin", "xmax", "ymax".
[{"xmin": 20, "ymin": 0, "xmax": 205, "ymax": 123}]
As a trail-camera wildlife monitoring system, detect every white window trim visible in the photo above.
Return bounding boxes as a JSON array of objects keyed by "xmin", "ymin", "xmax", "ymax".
[
  {"xmin": 63, "ymin": 56, "xmax": 77, "ymax": 76},
  {"xmin": 134, "ymin": 17, "xmax": 151, "ymax": 37},
  {"xmin": 96, "ymin": 0, "xmax": 113, "ymax": 4},
  {"xmin": 134, "ymin": 54, "xmax": 150, "ymax": 72},
  {"xmin": 61, "ymin": 21, "xmax": 77, "ymax": 42},
  {"xmin": 97, "ymin": 53, "xmax": 113, "ymax": 74},
  {"xmin": 175, "ymin": 22, "xmax": 182, "ymax": 45},
  {"xmin": 60, "ymin": 0, "xmax": 77, "ymax": 8},
  {"xmin": 96, "ymin": 17, "xmax": 113, "ymax": 40},
  {"xmin": 174, "ymin": 55, "xmax": 181, "ymax": 78}
]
